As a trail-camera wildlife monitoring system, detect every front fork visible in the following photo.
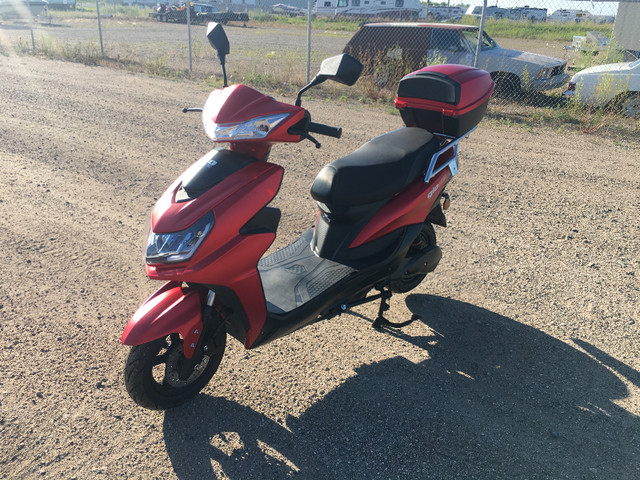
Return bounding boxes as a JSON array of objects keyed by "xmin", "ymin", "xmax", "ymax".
[
  {"xmin": 122, "ymin": 282, "xmax": 224, "ymax": 361},
  {"xmin": 178, "ymin": 291, "xmax": 225, "ymax": 380}
]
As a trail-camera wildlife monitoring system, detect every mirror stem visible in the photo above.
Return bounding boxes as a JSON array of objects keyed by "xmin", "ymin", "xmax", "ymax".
[
  {"xmin": 218, "ymin": 53, "xmax": 227, "ymax": 88},
  {"xmin": 221, "ymin": 62, "xmax": 228, "ymax": 88},
  {"xmin": 295, "ymin": 76, "xmax": 323, "ymax": 107}
]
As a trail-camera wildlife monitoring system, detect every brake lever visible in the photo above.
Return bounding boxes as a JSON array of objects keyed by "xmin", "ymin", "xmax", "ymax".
[
  {"xmin": 182, "ymin": 107, "xmax": 203, "ymax": 113},
  {"xmin": 289, "ymin": 126, "xmax": 322, "ymax": 149},
  {"xmin": 303, "ymin": 133, "xmax": 321, "ymax": 149}
]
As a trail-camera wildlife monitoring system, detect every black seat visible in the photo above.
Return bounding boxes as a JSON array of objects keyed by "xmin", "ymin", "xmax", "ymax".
[{"xmin": 310, "ymin": 127, "xmax": 438, "ymax": 210}]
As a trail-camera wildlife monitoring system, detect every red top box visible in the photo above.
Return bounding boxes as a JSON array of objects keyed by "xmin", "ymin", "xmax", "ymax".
[{"xmin": 394, "ymin": 64, "xmax": 494, "ymax": 138}]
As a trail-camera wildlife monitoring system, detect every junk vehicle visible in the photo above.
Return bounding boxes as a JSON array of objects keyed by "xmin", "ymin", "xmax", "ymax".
[
  {"xmin": 150, "ymin": 3, "xmax": 248, "ymax": 24},
  {"xmin": 344, "ymin": 23, "xmax": 569, "ymax": 95}
]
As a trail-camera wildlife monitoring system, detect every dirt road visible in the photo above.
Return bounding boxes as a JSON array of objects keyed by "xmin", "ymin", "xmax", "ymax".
[{"xmin": 1, "ymin": 54, "xmax": 639, "ymax": 479}]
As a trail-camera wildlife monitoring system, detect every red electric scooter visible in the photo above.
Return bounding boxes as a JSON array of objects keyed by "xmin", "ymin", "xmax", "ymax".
[{"xmin": 121, "ymin": 23, "xmax": 494, "ymax": 410}]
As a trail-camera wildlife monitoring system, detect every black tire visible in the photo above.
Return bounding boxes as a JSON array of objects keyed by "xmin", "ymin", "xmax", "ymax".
[
  {"xmin": 374, "ymin": 64, "xmax": 392, "ymax": 87},
  {"xmin": 124, "ymin": 326, "xmax": 226, "ymax": 410},
  {"xmin": 618, "ymin": 92, "xmax": 640, "ymax": 118},
  {"xmin": 389, "ymin": 222, "xmax": 437, "ymax": 293},
  {"xmin": 491, "ymin": 73, "xmax": 521, "ymax": 99}
]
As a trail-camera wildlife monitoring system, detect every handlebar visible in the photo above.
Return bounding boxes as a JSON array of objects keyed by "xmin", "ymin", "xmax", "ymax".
[{"xmin": 307, "ymin": 122, "xmax": 342, "ymax": 139}]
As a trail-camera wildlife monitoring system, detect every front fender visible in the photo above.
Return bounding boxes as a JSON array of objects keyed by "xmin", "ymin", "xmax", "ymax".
[{"xmin": 121, "ymin": 281, "xmax": 203, "ymax": 358}]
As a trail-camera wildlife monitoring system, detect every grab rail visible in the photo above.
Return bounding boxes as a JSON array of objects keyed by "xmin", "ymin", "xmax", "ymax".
[{"xmin": 424, "ymin": 126, "xmax": 477, "ymax": 183}]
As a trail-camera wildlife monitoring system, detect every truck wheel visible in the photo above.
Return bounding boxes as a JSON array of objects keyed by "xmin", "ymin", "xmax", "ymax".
[
  {"xmin": 491, "ymin": 72, "xmax": 521, "ymax": 99},
  {"xmin": 620, "ymin": 92, "xmax": 640, "ymax": 118},
  {"xmin": 374, "ymin": 64, "xmax": 392, "ymax": 87}
]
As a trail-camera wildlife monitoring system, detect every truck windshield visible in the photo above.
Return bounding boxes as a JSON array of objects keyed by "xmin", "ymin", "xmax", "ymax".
[{"xmin": 462, "ymin": 29, "xmax": 498, "ymax": 51}]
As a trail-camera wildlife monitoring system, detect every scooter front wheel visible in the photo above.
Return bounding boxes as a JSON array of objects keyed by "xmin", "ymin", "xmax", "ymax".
[{"xmin": 124, "ymin": 328, "xmax": 226, "ymax": 410}]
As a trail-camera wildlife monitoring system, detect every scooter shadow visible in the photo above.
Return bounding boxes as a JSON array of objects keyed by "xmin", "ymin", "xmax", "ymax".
[{"xmin": 164, "ymin": 294, "xmax": 640, "ymax": 480}]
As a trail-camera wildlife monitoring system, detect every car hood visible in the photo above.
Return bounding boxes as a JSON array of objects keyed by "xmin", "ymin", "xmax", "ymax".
[
  {"xmin": 485, "ymin": 47, "xmax": 565, "ymax": 67},
  {"xmin": 573, "ymin": 62, "xmax": 635, "ymax": 76}
]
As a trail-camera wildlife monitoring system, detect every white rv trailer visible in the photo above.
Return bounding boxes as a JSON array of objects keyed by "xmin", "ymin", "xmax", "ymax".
[
  {"xmin": 548, "ymin": 9, "xmax": 592, "ymax": 22},
  {"xmin": 427, "ymin": 5, "xmax": 466, "ymax": 21},
  {"xmin": 0, "ymin": 0, "xmax": 47, "ymax": 17},
  {"xmin": 313, "ymin": 0, "xmax": 423, "ymax": 19},
  {"xmin": 509, "ymin": 6, "xmax": 546, "ymax": 21}
]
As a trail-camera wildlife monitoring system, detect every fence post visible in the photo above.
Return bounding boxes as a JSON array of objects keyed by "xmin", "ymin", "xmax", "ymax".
[
  {"xmin": 187, "ymin": 2, "xmax": 193, "ymax": 72},
  {"xmin": 474, "ymin": 0, "xmax": 487, "ymax": 68},
  {"xmin": 95, "ymin": 0, "xmax": 104, "ymax": 56},
  {"xmin": 307, "ymin": 0, "xmax": 312, "ymax": 83}
]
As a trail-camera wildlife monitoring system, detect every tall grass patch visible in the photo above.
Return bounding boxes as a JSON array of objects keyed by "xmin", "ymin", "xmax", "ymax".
[{"xmin": 461, "ymin": 17, "xmax": 614, "ymax": 43}]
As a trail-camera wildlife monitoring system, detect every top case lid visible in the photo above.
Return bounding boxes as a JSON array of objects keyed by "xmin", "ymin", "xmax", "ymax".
[{"xmin": 396, "ymin": 64, "xmax": 494, "ymax": 113}]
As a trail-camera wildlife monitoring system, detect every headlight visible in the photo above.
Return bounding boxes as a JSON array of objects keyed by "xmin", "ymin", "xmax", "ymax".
[
  {"xmin": 538, "ymin": 67, "xmax": 554, "ymax": 79},
  {"xmin": 202, "ymin": 112, "xmax": 290, "ymax": 141},
  {"xmin": 145, "ymin": 212, "xmax": 214, "ymax": 264}
]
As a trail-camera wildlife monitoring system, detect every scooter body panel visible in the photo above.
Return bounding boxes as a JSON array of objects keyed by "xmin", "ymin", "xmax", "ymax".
[
  {"xmin": 151, "ymin": 152, "xmax": 283, "ymax": 233},
  {"xmin": 121, "ymin": 281, "xmax": 203, "ymax": 359},
  {"xmin": 145, "ymin": 154, "xmax": 285, "ymax": 349},
  {"xmin": 350, "ymin": 167, "xmax": 451, "ymax": 248}
]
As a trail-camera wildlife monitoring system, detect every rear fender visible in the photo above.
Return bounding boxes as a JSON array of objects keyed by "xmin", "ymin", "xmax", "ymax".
[{"xmin": 121, "ymin": 281, "xmax": 203, "ymax": 359}]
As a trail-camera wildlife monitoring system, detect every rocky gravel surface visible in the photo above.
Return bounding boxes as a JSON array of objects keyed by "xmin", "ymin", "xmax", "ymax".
[{"xmin": 0, "ymin": 54, "xmax": 639, "ymax": 479}]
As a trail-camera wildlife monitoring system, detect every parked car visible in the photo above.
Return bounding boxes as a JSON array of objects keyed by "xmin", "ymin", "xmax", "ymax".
[
  {"xmin": 270, "ymin": 3, "xmax": 304, "ymax": 17},
  {"xmin": 343, "ymin": 23, "xmax": 569, "ymax": 96},
  {"xmin": 563, "ymin": 59, "xmax": 640, "ymax": 117}
]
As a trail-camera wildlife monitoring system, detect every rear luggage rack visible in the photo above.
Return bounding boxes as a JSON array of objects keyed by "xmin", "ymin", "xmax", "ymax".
[{"xmin": 425, "ymin": 126, "xmax": 476, "ymax": 183}]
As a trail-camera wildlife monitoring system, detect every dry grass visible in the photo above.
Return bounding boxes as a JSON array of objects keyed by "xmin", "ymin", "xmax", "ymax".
[{"xmin": 8, "ymin": 21, "xmax": 638, "ymax": 139}]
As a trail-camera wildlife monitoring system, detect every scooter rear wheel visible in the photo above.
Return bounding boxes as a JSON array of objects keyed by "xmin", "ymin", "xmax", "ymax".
[
  {"xmin": 389, "ymin": 222, "xmax": 437, "ymax": 293},
  {"xmin": 124, "ymin": 327, "xmax": 226, "ymax": 410}
]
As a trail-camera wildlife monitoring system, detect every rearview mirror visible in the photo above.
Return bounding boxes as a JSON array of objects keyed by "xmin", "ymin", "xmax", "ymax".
[
  {"xmin": 295, "ymin": 54, "xmax": 363, "ymax": 106},
  {"xmin": 206, "ymin": 22, "xmax": 230, "ymax": 87},
  {"xmin": 206, "ymin": 22, "xmax": 230, "ymax": 61},
  {"xmin": 316, "ymin": 54, "xmax": 363, "ymax": 86}
]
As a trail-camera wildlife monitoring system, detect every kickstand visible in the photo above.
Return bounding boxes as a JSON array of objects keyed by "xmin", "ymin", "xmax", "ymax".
[{"xmin": 371, "ymin": 288, "xmax": 421, "ymax": 330}]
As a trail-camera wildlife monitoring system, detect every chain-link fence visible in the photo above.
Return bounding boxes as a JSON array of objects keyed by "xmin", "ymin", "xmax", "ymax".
[
  {"xmin": 1, "ymin": 1, "xmax": 639, "ymax": 119},
  {"xmin": 341, "ymin": 1, "xmax": 638, "ymax": 114}
]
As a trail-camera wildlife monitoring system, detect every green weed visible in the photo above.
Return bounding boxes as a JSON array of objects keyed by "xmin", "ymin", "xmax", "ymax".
[
  {"xmin": 463, "ymin": 17, "xmax": 614, "ymax": 43},
  {"xmin": 572, "ymin": 39, "xmax": 625, "ymax": 73},
  {"xmin": 0, "ymin": 39, "xmax": 9, "ymax": 57},
  {"xmin": 249, "ymin": 12, "xmax": 361, "ymax": 32}
]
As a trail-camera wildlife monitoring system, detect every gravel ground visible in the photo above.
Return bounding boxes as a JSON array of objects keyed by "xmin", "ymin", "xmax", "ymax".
[{"xmin": 0, "ymin": 54, "xmax": 639, "ymax": 480}]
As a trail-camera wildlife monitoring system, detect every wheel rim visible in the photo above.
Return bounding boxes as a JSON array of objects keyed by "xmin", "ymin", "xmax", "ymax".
[
  {"xmin": 374, "ymin": 65, "xmax": 392, "ymax": 87},
  {"xmin": 150, "ymin": 334, "xmax": 214, "ymax": 390}
]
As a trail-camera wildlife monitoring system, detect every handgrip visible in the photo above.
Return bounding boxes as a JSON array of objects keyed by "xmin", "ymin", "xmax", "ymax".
[{"xmin": 307, "ymin": 122, "xmax": 342, "ymax": 139}]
